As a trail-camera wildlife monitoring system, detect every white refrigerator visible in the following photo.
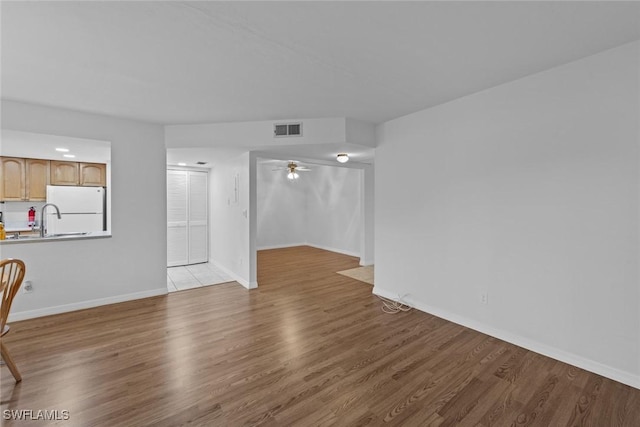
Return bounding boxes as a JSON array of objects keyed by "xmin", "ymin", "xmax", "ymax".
[{"xmin": 45, "ymin": 186, "xmax": 105, "ymax": 234}]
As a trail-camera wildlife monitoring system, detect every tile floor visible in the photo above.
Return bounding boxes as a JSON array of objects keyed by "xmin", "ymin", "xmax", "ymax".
[{"xmin": 167, "ymin": 262, "xmax": 233, "ymax": 292}]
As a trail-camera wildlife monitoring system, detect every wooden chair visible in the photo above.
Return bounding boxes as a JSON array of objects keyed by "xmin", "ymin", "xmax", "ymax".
[{"xmin": 0, "ymin": 258, "xmax": 26, "ymax": 382}]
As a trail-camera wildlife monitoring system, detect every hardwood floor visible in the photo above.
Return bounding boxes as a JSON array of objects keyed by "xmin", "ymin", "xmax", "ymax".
[{"xmin": 1, "ymin": 246, "xmax": 639, "ymax": 426}]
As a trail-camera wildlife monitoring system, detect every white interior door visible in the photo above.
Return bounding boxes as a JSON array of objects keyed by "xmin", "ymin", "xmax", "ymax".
[
  {"xmin": 167, "ymin": 169, "xmax": 209, "ymax": 267},
  {"xmin": 188, "ymin": 171, "xmax": 208, "ymax": 264},
  {"xmin": 167, "ymin": 170, "xmax": 188, "ymax": 266}
]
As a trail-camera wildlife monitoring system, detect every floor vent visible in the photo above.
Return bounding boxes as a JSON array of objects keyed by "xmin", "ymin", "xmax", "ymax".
[{"xmin": 274, "ymin": 122, "xmax": 302, "ymax": 137}]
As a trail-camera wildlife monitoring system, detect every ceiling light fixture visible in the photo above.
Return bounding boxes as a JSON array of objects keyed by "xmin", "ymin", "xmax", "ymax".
[
  {"xmin": 55, "ymin": 147, "xmax": 69, "ymax": 152},
  {"xmin": 336, "ymin": 153, "xmax": 349, "ymax": 163},
  {"xmin": 178, "ymin": 162, "xmax": 186, "ymax": 166},
  {"xmin": 286, "ymin": 162, "xmax": 302, "ymax": 180},
  {"xmin": 63, "ymin": 154, "xmax": 76, "ymax": 158}
]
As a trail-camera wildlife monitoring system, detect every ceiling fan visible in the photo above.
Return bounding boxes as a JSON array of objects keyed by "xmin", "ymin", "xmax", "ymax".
[{"xmin": 272, "ymin": 161, "xmax": 311, "ymax": 180}]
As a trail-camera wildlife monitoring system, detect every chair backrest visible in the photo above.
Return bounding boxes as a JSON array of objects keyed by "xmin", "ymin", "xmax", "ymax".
[{"xmin": 0, "ymin": 259, "xmax": 26, "ymax": 333}]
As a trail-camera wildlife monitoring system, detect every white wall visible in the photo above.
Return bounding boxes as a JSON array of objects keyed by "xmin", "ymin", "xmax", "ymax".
[
  {"xmin": 256, "ymin": 163, "xmax": 362, "ymax": 258},
  {"xmin": 256, "ymin": 162, "xmax": 308, "ymax": 249},
  {"xmin": 375, "ymin": 41, "xmax": 640, "ymax": 388},
  {"xmin": 360, "ymin": 166, "xmax": 374, "ymax": 266},
  {"xmin": 1, "ymin": 100, "xmax": 167, "ymax": 320},
  {"xmin": 166, "ymin": 117, "xmax": 349, "ymax": 149},
  {"xmin": 209, "ymin": 152, "xmax": 253, "ymax": 287},
  {"xmin": 306, "ymin": 166, "xmax": 361, "ymax": 256}
]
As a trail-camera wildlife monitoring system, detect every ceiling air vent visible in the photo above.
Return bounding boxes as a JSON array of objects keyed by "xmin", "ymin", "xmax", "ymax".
[
  {"xmin": 274, "ymin": 122, "xmax": 302, "ymax": 137},
  {"xmin": 196, "ymin": 161, "xmax": 208, "ymax": 165}
]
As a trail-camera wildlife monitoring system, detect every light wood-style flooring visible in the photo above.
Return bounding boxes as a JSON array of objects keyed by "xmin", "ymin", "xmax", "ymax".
[{"xmin": 1, "ymin": 246, "xmax": 639, "ymax": 426}]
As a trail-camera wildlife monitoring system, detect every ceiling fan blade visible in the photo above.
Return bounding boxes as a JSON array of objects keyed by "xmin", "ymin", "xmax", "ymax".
[{"xmin": 271, "ymin": 163, "xmax": 311, "ymax": 172}]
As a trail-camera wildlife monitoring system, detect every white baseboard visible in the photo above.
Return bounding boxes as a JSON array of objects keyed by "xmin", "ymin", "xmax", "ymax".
[
  {"xmin": 257, "ymin": 243, "xmax": 307, "ymax": 251},
  {"xmin": 359, "ymin": 258, "xmax": 374, "ymax": 266},
  {"xmin": 9, "ymin": 288, "xmax": 168, "ymax": 322},
  {"xmin": 306, "ymin": 243, "xmax": 360, "ymax": 258},
  {"xmin": 209, "ymin": 259, "xmax": 257, "ymax": 289},
  {"xmin": 372, "ymin": 286, "xmax": 640, "ymax": 390},
  {"xmin": 257, "ymin": 242, "xmax": 361, "ymax": 259}
]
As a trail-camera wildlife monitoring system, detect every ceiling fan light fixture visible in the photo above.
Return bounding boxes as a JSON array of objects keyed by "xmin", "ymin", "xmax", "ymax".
[
  {"xmin": 287, "ymin": 171, "xmax": 299, "ymax": 180},
  {"xmin": 337, "ymin": 153, "xmax": 349, "ymax": 163}
]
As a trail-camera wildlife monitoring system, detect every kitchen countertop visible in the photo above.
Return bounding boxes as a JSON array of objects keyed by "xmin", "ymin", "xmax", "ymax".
[
  {"xmin": 5, "ymin": 227, "xmax": 38, "ymax": 233},
  {"xmin": 0, "ymin": 231, "xmax": 112, "ymax": 244}
]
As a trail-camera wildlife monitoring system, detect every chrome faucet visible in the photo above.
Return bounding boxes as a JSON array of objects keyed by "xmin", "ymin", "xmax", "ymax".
[{"xmin": 40, "ymin": 203, "xmax": 61, "ymax": 237}]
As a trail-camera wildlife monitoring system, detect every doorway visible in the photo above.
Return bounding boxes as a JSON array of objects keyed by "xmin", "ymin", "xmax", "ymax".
[
  {"xmin": 255, "ymin": 159, "xmax": 371, "ymax": 263},
  {"xmin": 167, "ymin": 167, "xmax": 215, "ymax": 292}
]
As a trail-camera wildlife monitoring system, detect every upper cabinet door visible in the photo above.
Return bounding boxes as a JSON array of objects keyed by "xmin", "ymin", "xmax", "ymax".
[
  {"xmin": 0, "ymin": 157, "xmax": 26, "ymax": 201},
  {"xmin": 25, "ymin": 159, "xmax": 50, "ymax": 201},
  {"xmin": 80, "ymin": 163, "xmax": 106, "ymax": 187},
  {"xmin": 51, "ymin": 161, "xmax": 79, "ymax": 186}
]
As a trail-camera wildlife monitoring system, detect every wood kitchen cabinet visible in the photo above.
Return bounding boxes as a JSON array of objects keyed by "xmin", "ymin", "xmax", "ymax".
[
  {"xmin": 0, "ymin": 157, "xmax": 26, "ymax": 201},
  {"xmin": 25, "ymin": 158, "xmax": 50, "ymax": 201},
  {"xmin": 0, "ymin": 157, "xmax": 50, "ymax": 201},
  {"xmin": 50, "ymin": 161, "xmax": 80, "ymax": 186},
  {"xmin": 80, "ymin": 163, "xmax": 106, "ymax": 187},
  {"xmin": 51, "ymin": 161, "xmax": 107, "ymax": 187},
  {"xmin": 1, "ymin": 157, "xmax": 107, "ymax": 200}
]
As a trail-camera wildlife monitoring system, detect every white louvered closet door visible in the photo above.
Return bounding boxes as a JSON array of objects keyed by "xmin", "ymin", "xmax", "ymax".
[
  {"xmin": 188, "ymin": 171, "xmax": 208, "ymax": 264},
  {"xmin": 167, "ymin": 170, "xmax": 189, "ymax": 266},
  {"xmin": 167, "ymin": 169, "xmax": 209, "ymax": 267}
]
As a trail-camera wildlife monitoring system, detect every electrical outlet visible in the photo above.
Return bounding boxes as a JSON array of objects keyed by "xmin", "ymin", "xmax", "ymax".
[
  {"xmin": 480, "ymin": 292, "xmax": 488, "ymax": 304},
  {"xmin": 23, "ymin": 280, "xmax": 34, "ymax": 293}
]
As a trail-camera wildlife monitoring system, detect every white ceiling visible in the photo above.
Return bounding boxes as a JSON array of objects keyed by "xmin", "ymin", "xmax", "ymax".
[{"xmin": 3, "ymin": 1, "xmax": 640, "ymax": 126}]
